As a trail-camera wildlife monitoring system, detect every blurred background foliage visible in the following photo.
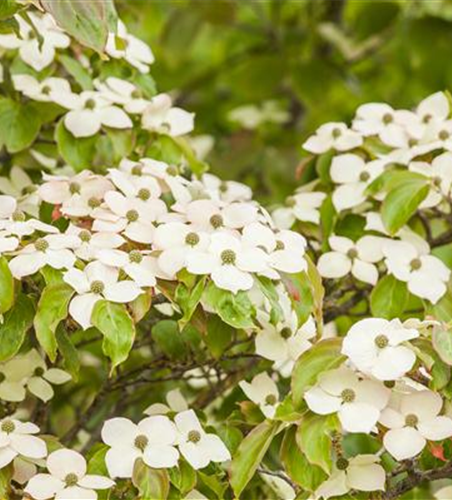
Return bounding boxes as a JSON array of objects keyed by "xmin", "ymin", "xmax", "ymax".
[{"xmin": 117, "ymin": 0, "xmax": 452, "ymax": 204}]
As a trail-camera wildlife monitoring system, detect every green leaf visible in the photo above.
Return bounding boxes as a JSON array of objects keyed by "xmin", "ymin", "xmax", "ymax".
[
  {"xmin": 296, "ymin": 413, "xmax": 339, "ymax": 473},
  {"xmin": 230, "ymin": 420, "xmax": 279, "ymax": 498},
  {"xmin": 168, "ymin": 460, "xmax": 196, "ymax": 496},
  {"xmin": 0, "ymin": 257, "xmax": 14, "ymax": 314},
  {"xmin": 292, "ymin": 338, "xmax": 345, "ymax": 409},
  {"xmin": 370, "ymin": 275, "xmax": 408, "ymax": 319},
  {"xmin": 0, "ymin": 98, "xmax": 41, "ymax": 153},
  {"xmin": 91, "ymin": 300, "xmax": 136, "ymax": 370},
  {"xmin": 205, "ymin": 314, "xmax": 233, "ymax": 359},
  {"xmin": 381, "ymin": 179, "xmax": 429, "ymax": 234},
  {"xmin": 175, "ymin": 277, "xmax": 206, "ymax": 326},
  {"xmin": 315, "ymin": 151, "xmax": 334, "ymax": 184},
  {"xmin": 56, "ymin": 326, "xmax": 80, "ymax": 381},
  {"xmin": 55, "ymin": 119, "xmax": 96, "ymax": 172},
  {"xmin": 40, "ymin": 0, "xmax": 116, "ymax": 53},
  {"xmin": 203, "ymin": 282, "xmax": 255, "ymax": 329},
  {"xmin": 282, "ymin": 271, "xmax": 314, "ymax": 328},
  {"xmin": 257, "ymin": 276, "xmax": 283, "ymax": 325},
  {"xmin": 59, "ymin": 54, "xmax": 93, "ymax": 90},
  {"xmin": 366, "ymin": 170, "xmax": 426, "ymax": 196},
  {"xmin": 0, "ymin": 0, "xmax": 23, "ymax": 20},
  {"xmin": 152, "ymin": 320, "xmax": 186, "ymax": 360},
  {"xmin": 132, "ymin": 459, "xmax": 169, "ymax": 500},
  {"xmin": 0, "ymin": 295, "xmax": 34, "ymax": 362},
  {"xmin": 280, "ymin": 426, "xmax": 327, "ymax": 491},
  {"xmin": 34, "ymin": 283, "xmax": 74, "ymax": 362}
]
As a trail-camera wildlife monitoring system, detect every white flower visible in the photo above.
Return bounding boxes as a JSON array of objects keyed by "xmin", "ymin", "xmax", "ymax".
[
  {"xmin": 174, "ymin": 410, "xmax": 230, "ymax": 469},
  {"xmin": 317, "ymin": 235, "xmax": 385, "ymax": 285},
  {"xmin": 63, "ymin": 261, "xmax": 142, "ymax": 330},
  {"xmin": 0, "ymin": 167, "xmax": 39, "ymax": 217},
  {"xmin": 201, "ymin": 173, "xmax": 252, "ymax": 203},
  {"xmin": 342, "ymin": 318, "xmax": 419, "ymax": 381},
  {"xmin": 330, "ymin": 154, "xmax": 386, "ymax": 211},
  {"xmin": 272, "ymin": 192, "xmax": 326, "ymax": 229},
  {"xmin": 106, "ymin": 20, "xmax": 155, "ymax": 73},
  {"xmin": 144, "ymin": 389, "xmax": 188, "ymax": 416},
  {"xmin": 102, "ymin": 416, "xmax": 179, "ymax": 478},
  {"xmin": 12, "ymin": 74, "xmax": 71, "ymax": 103},
  {"xmin": 186, "ymin": 232, "xmax": 269, "ymax": 293},
  {"xmin": 97, "ymin": 249, "xmax": 157, "ymax": 287},
  {"xmin": 403, "ymin": 92, "xmax": 450, "ymax": 140},
  {"xmin": 228, "ymin": 101, "xmax": 289, "ymax": 129},
  {"xmin": 0, "ymin": 419, "xmax": 46, "ymax": 468},
  {"xmin": 25, "ymin": 449, "xmax": 114, "ymax": 500},
  {"xmin": 315, "ymin": 455, "xmax": 385, "ymax": 500},
  {"xmin": 142, "ymin": 94, "xmax": 194, "ymax": 137},
  {"xmin": 304, "ymin": 366, "xmax": 390, "ymax": 433},
  {"xmin": 0, "ymin": 13, "xmax": 69, "ymax": 71},
  {"xmin": 66, "ymin": 226, "xmax": 124, "ymax": 261},
  {"xmin": 380, "ymin": 390, "xmax": 452, "ymax": 461},
  {"xmin": 108, "ymin": 167, "xmax": 162, "ymax": 200},
  {"xmin": 9, "ymin": 234, "xmax": 77, "ymax": 279},
  {"xmin": 53, "ymin": 91, "xmax": 132, "ymax": 138},
  {"xmin": 95, "ymin": 77, "xmax": 150, "ymax": 114},
  {"xmin": 383, "ymin": 240, "xmax": 450, "ymax": 304},
  {"xmin": 303, "ymin": 122, "xmax": 363, "ymax": 154},
  {"xmin": 239, "ymin": 372, "xmax": 279, "ymax": 418}
]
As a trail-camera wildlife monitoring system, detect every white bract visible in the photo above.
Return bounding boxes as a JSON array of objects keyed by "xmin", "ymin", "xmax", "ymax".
[
  {"xmin": 303, "ymin": 123, "xmax": 363, "ymax": 154},
  {"xmin": 25, "ymin": 449, "xmax": 114, "ymax": 500},
  {"xmin": 272, "ymin": 191, "xmax": 326, "ymax": 229},
  {"xmin": 380, "ymin": 390, "xmax": 452, "ymax": 460},
  {"xmin": 239, "ymin": 372, "xmax": 279, "ymax": 418},
  {"xmin": 0, "ymin": 419, "xmax": 46, "ymax": 468},
  {"xmin": 142, "ymin": 94, "xmax": 194, "ymax": 137}
]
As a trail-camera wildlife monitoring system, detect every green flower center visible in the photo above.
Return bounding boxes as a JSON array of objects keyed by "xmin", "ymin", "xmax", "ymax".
[
  {"xmin": 85, "ymin": 98, "xmax": 96, "ymax": 110},
  {"xmin": 332, "ymin": 127, "xmax": 342, "ymax": 139},
  {"xmin": 210, "ymin": 214, "xmax": 223, "ymax": 229},
  {"xmin": 126, "ymin": 209, "xmax": 139, "ymax": 222},
  {"xmin": 185, "ymin": 232, "xmax": 200, "ymax": 246},
  {"xmin": 275, "ymin": 240, "xmax": 285, "ymax": 251},
  {"xmin": 41, "ymin": 85, "xmax": 51, "ymax": 95},
  {"xmin": 341, "ymin": 388, "xmax": 356, "ymax": 403},
  {"xmin": 69, "ymin": 182, "xmax": 81, "ymax": 195},
  {"xmin": 359, "ymin": 171, "xmax": 370, "ymax": 182},
  {"xmin": 347, "ymin": 248, "xmax": 358, "ymax": 259},
  {"xmin": 79, "ymin": 230, "xmax": 91, "ymax": 243},
  {"xmin": 1, "ymin": 420, "xmax": 15, "ymax": 434},
  {"xmin": 408, "ymin": 138, "xmax": 418, "ymax": 147},
  {"xmin": 88, "ymin": 197, "xmax": 101, "ymax": 209},
  {"xmin": 286, "ymin": 196, "xmax": 296, "ymax": 208},
  {"xmin": 410, "ymin": 258, "xmax": 422, "ymax": 271},
  {"xmin": 90, "ymin": 280, "xmax": 105, "ymax": 294},
  {"xmin": 280, "ymin": 327, "xmax": 292, "ymax": 339},
  {"xmin": 131, "ymin": 89, "xmax": 141, "ymax": 99},
  {"xmin": 34, "ymin": 367, "xmax": 45, "ymax": 377},
  {"xmin": 35, "ymin": 238, "xmax": 49, "ymax": 252},
  {"xmin": 0, "ymin": 373, "xmax": 5, "ymax": 384},
  {"xmin": 166, "ymin": 166, "xmax": 178, "ymax": 177},
  {"xmin": 12, "ymin": 210, "xmax": 25, "ymax": 222},
  {"xmin": 265, "ymin": 394, "xmax": 277, "ymax": 406},
  {"xmin": 384, "ymin": 380, "xmax": 395, "ymax": 389},
  {"xmin": 129, "ymin": 250, "xmax": 143, "ymax": 264},
  {"xmin": 134, "ymin": 434, "xmax": 149, "ymax": 451},
  {"xmin": 405, "ymin": 414, "xmax": 418, "ymax": 427},
  {"xmin": 375, "ymin": 334, "xmax": 389, "ymax": 349},
  {"xmin": 132, "ymin": 165, "xmax": 143, "ymax": 176},
  {"xmin": 440, "ymin": 130, "xmax": 450, "ymax": 141},
  {"xmin": 383, "ymin": 113, "xmax": 393, "ymax": 124},
  {"xmin": 221, "ymin": 249, "xmax": 236, "ymax": 265},
  {"xmin": 138, "ymin": 188, "xmax": 150, "ymax": 201},
  {"xmin": 188, "ymin": 430, "xmax": 201, "ymax": 443},
  {"xmin": 336, "ymin": 457, "xmax": 349, "ymax": 471},
  {"xmin": 219, "ymin": 182, "xmax": 228, "ymax": 193},
  {"xmin": 423, "ymin": 114, "xmax": 432, "ymax": 124},
  {"xmin": 433, "ymin": 176, "xmax": 442, "ymax": 187},
  {"xmin": 64, "ymin": 473, "xmax": 78, "ymax": 487}
]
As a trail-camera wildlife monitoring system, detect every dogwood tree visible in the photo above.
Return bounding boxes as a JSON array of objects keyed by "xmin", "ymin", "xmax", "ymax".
[{"xmin": 0, "ymin": 2, "xmax": 452, "ymax": 500}]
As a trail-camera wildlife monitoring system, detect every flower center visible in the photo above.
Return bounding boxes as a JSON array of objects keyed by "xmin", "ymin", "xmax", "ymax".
[
  {"xmin": 64, "ymin": 473, "xmax": 78, "ymax": 487},
  {"xmin": 440, "ymin": 130, "xmax": 450, "ymax": 141},
  {"xmin": 332, "ymin": 127, "xmax": 342, "ymax": 139},
  {"xmin": 384, "ymin": 380, "xmax": 395, "ymax": 389},
  {"xmin": 383, "ymin": 113, "xmax": 393, "ymax": 124},
  {"xmin": 34, "ymin": 367, "xmax": 45, "ymax": 377},
  {"xmin": 219, "ymin": 182, "xmax": 228, "ymax": 193},
  {"xmin": 134, "ymin": 434, "xmax": 149, "ymax": 451},
  {"xmin": 12, "ymin": 210, "xmax": 25, "ymax": 222},
  {"xmin": 405, "ymin": 414, "xmax": 419, "ymax": 427},
  {"xmin": 41, "ymin": 85, "xmax": 51, "ymax": 95},
  {"xmin": 23, "ymin": 185, "xmax": 37, "ymax": 195},
  {"xmin": 375, "ymin": 334, "xmax": 389, "ymax": 349},
  {"xmin": 185, "ymin": 232, "xmax": 200, "ymax": 246},
  {"xmin": 432, "ymin": 176, "xmax": 442, "ymax": 187},
  {"xmin": 286, "ymin": 196, "xmax": 296, "ymax": 208},
  {"xmin": 137, "ymin": 188, "xmax": 150, "ymax": 201},
  {"xmin": 423, "ymin": 113, "xmax": 432, "ymax": 124},
  {"xmin": 129, "ymin": 250, "xmax": 143, "ymax": 264},
  {"xmin": 408, "ymin": 138, "xmax": 418, "ymax": 147},
  {"xmin": 79, "ymin": 230, "xmax": 91, "ymax": 242},
  {"xmin": 90, "ymin": 280, "xmax": 105, "ymax": 294},
  {"xmin": 1, "ymin": 420, "xmax": 15, "ymax": 434},
  {"xmin": 88, "ymin": 197, "xmax": 101, "ymax": 209},
  {"xmin": 132, "ymin": 165, "xmax": 143, "ymax": 176},
  {"xmin": 131, "ymin": 89, "xmax": 141, "ymax": 99},
  {"xmin": 359, "ymin": 171, "xmax": 370, "ymax": 182},
  {"xmin": 265, "ymin": 394, "xmax": 277, "ymax": 405},
  {"xmin": 69, "ymin": 182, "xmax": 81, "ymax": 195},
  {"xmin": 341, "ymin": 388, "xmax": 356, "ymax": 403},
  {"xmin": 210, "ymin": 214, "xmax": 223, "ymax": 229},
  {"xmin": 0, "ymin": 373, "xmax": 5, "ymax": 383},
  {"xmin": 126, "ymin": 209, "xmax": 139, "ymax": 222},
  {"xmin": 280, "ymin": 327, "xmax": 292, "ymax": 339},
  {"xmin": 336, "ymin": 457, "xmax": 349, "ymax": 471},
  {"xmin": 221, "ymin": 249, "xmax": 236, "ymax": 265},
  {"xmin": 410, "ymin": 258, "xmax": 422, "ymax": 271},
  {"xmin": 275, "ymin": 240, "xmax": 285, "ymax": 250},
  {"xmin": 347, "ymin": 248, "xmax": 358, "ymax": 259},
  {"xmin": 188, "ymin": 430, "xmax": 201, "ymax": 443},
  {"xmin": 166, "ymin": 166, "xmax": 178, "ymax": 177},
  {"xmin": 84, "ymin": 98, "xmax": 96, "ymax": 110},
  {"xmin": 34, "ymin": 238, "xmax": 49, "ymax": 252}
]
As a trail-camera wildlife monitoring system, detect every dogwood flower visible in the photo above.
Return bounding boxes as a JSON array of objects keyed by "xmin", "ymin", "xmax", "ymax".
[
  {"xmin": 272, "ymin": 191, "xmax": 326, "ymax": 229},
  {"xmin": 239, "ymin": 372, "xmax": 279, "ymax": 418},
  {"xmin": 303, "ymin": 122, "xmax": 363, "ymax": 154},
  {"xmin": 102, "ymin": 416, "xmax": 179, "ymax": 477},
  {"xmin": 187, "ymin": 232, "xmax": 269, "ymax": 293},
  {"xmin": 383, "ymin": 240, "xmax": 450, "ymax": 304},
  {"xmin": 63, "ymin": 261, "xmax": 142, "ymax": 330},
  {"xmin": 12, "ymin": 74, "xmax": 71, "ymax": 103},
  {"xmin": 304, "ymin": 366, "xmax": 390, "ymax": 433},
  {"xmin": 0, "ymin": 167, "xmax": 39, "ymax": 216},
  {"xmin": 403, "ymin": 91, "xmax": 450, "ymax": 139},
  {"xmin": 317, "ymin": 235, "xmax": 385, "ymax": 285},
  {"xmin": 201, "ymin": 173, "xmax": 252, "ymax": 203},
  {"xmin": 315, "ymin": 455, "xmax": 385, "ymax": 500},
  {"xmin": 66, "ymin": 226, "xmax": 124, "ymax": 261},
  {"xmin": 330, "ymin": 154, "xmax": 386, "ymax": 211},
  {"xmin": 0, "ymin": 419, "xmax": 47, "ymax": 468},
  {"xmin": 9, "ymin": 233, "xmax": 77, "ymax": 278},
  {"xmin": 95, "ymin": 77, "xmax": 150, "ymax": 114},
  {"xmin": 106, "ymin": 20, "xmax": 155, "ymax": 73},
  {"xmin": 144, "ymin": 389, "xmax": 188, "ymax": 416},
  {"xmin": 0, "ymin": 13, "xmax": 70, "ymax": 71},
  {"xmin": 25, "ymin": 449, "xmax": 114, "ymax": 500},
  {"xmin": 174, "ymin": 410, "xmax": 231, "ymax": 469},
  {"xmin": 142, "ymin": 93, "xmax": 194, "ymax": 136},
  {"xmin": 228, "ymin": 101, "xmax": 289, "ymax": 129},
  {"xmin": 342, "ymin": 318, "xmax": 419, "ymax": 381},
  {"xmin": 380, "ymin": 390, "xmax": 452, "ymax": 460}
]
